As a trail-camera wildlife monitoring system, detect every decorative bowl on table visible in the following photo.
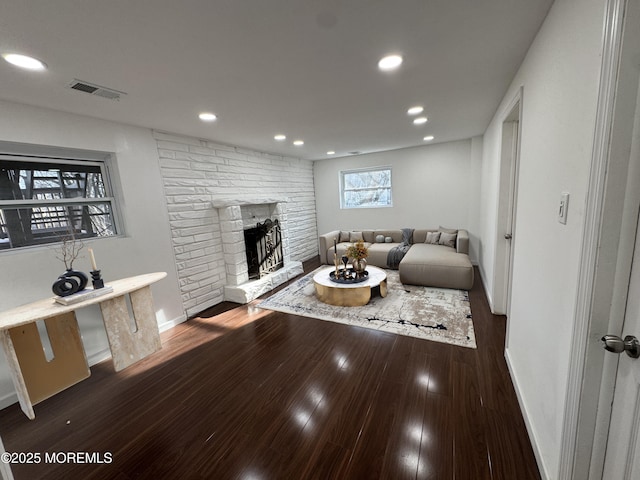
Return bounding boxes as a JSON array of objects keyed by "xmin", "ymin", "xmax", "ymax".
[{"xmin": 329, "ymin": 268, "xmax": 369, "ymax": 284}]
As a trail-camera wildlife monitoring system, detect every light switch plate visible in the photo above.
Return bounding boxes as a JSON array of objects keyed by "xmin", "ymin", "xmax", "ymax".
[{"xmin": 558, "ymin": 192, "xmax": 569, "ymax": 224}]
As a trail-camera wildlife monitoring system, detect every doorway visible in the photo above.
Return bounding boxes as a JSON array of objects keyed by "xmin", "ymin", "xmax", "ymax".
[
  {"xmin": 560, "ymin": 0, "xmax": 640, "ymax": 477},
  {"xmin": 493, "ymin": 89, "xmax": 522, "ymax": 318},
  {"xmin": 602, "ymin": 206, "xmax": 640, "ymax": 477}
]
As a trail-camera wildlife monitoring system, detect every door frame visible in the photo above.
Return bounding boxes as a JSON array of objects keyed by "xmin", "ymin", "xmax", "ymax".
[
  {"xmin": 559, "ymin": 0, "xmax": 640, "ymax": 477},
  {"xmin": 492, "ymin": 88, "xmax": 522, "ymax": 317}
]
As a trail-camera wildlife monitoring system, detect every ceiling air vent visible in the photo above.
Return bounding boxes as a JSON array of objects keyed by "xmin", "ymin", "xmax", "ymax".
[{"xmin": 68, "ymin": 79, "xmax": 126, "ymax": 101}]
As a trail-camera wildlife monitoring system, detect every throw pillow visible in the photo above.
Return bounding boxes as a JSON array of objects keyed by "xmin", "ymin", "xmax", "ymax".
[
  {"xmin": 439, "ymin": 232, "xmax": 457, "ymax": 248},
  {"xmin": 425, "ymin": 232, "xmax": 441, "ymax": 244},
  {"xmin": 376, "ymin": 234, "xmax": 385, "ymax": 243},
  {"xmin": 385, "ymin": 236, "xmax": 393, "ymax": 243},
  {"xmin": 339, "ymin": 230, "xmax": 350, "ymax": 242},
  {"xmin": 349, "ymin": 231, "xmax": 364, "ymax": 242}
]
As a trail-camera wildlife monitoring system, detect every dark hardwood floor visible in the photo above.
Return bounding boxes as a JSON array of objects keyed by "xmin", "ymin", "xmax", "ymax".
[{"xmin": 0, "ymin": 259, "xmax": 540, "ymax": 479}]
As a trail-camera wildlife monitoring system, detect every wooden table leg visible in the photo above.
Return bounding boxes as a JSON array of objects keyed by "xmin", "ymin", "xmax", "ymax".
[
  {"xmin": 99, "ymin": 286, "xmax": 162, "ymax": 372},
  {"xmin": 0, "ymin": 312, "xmax": 90, "ymax": 419},
  {"xmin": 0, "ymin": 329, "xmax": 34, "ymax": 420}
]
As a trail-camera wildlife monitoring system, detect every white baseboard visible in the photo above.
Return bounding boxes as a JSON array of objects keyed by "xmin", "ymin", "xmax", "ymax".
[
  {"xmin": 87, "ymin": 348, "xmax": 111, "ymax": 367},
  {"xmin": 505, "ymin": 348, "xmax": 550, "ymax": 480},
  {"xmin": 0, "ymin": 392, "xmax": 17, "ymax": 412},
  {"xmin": 158, "ymin": 313, "xmax": 188, "ymax": 333},
  {"xmin": 477, "ymin": 263, "xmax": 496, "ymax": 313}
]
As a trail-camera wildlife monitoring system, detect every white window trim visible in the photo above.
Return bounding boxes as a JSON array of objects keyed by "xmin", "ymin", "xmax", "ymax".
[
  {"xmin": 0, "ymin": 152, "xmax": 121, "ymax": 251},
  {"xmin": 339, "ymin": 166, "xmax": 393, "ymax": 209}
]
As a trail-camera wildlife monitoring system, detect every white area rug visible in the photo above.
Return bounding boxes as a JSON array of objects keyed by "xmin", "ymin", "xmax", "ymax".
[{"xmin": 257, "ymin": 268, "xmax": 476, "ymax": 349}]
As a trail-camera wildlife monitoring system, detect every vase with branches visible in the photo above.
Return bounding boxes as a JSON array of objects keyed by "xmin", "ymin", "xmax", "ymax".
[
  {"xmin": 51, "ymin": 227, "xmax": 88, "ymax": 296},
  {"xmin": 346, "ymin": 240, "xmax": 369, "ymax": 276}
]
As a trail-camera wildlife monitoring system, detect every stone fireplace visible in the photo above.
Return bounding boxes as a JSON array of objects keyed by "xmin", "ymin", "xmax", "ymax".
[{"xmin": 212, "ymin": 196, "xmax": 303, "ymax": 303}]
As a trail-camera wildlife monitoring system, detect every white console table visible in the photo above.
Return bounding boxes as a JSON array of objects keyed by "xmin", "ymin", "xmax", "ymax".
[{"xmin": 0, "ymin": 272, "xmax": 167, "ymax": 419}]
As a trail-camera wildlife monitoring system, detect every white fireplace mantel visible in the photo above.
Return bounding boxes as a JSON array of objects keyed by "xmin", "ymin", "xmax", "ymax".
[
  {"xmin": 211, "ymin": 196, "xmax": 291, "ymax": 208},
  {"xmin": 213, "ymin": 197, "xmax": 303, "ymax": 303}
]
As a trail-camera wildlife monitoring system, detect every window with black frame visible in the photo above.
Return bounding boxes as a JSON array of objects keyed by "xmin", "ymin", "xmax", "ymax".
[{"xmin": 0, "ymin": 155, "xmax": 118, "ymax": 249}]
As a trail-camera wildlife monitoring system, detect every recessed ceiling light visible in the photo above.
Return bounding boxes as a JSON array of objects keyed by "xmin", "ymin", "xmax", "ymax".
[
  {"xmin": 423, "ymin": 135, "xmax": 435, "ymax": 142},
  {"xmin": 2, "ymin": 53, "xmax": 47, "ymax": 71},
  {"xmin": 293, "ymin": 140, "xmax": 304, "ymax": 146},
  {"xmin": 327, "ymin": 151, "xmax": 336, "ymax": 155},
  {"xmin": 274, "ymin": 134, "xmax": 286, "ymax": 141},
  {"xmin": 198, "ymin": 112, "xmax": 217, "ymax": 122},
  {"xmin": 407, "ymin": 106, "xmax": 424, "ymax": 116},
  {"xmin": 413, "ymin": 116, "xmax": 428, "ymax": 125},
  {"xmin": 378, "ymin": 54, "xmax": 403, "ymax": 71}
]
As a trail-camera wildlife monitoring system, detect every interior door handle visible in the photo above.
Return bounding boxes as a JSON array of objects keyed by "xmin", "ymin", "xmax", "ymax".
[
  {"xmin": 504, "ymin": 233, "xmax": 513, "ymax": 240},
  {"xmin": 602, "ymin": 335, "xmax": 640, "ymax": 358}
]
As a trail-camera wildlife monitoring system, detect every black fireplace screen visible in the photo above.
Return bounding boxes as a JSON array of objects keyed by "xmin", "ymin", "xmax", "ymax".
[{"xmin": 244, "ymin": 218, "xmax": 284, "ymax": 280}]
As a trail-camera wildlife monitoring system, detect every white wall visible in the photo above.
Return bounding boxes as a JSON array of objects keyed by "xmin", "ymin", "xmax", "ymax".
[
  {"xmin": 479, "ymin": 0, "xmax": 607, "ymax": 477},
  {"xmin": 154, "ymin": 131, "xmax": 318, "ymax": 316},
  {"xmin": 0, "ymin": 100, "xmax": 184, "ymax": 408},
  {"xmin": 313, "ymin": 139, "xmax": 481, "ymax": 263}
]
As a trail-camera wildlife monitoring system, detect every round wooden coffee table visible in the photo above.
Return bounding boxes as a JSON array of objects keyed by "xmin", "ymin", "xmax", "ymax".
[{"xmin": 313, "ymin": 265, "xmax": 388, "ymax": 307}]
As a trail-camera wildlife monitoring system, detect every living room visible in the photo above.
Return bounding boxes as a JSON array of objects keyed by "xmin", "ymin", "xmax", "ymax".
[{"xmin": 1, "ymin": 0, "xmax": 640, "ymax": 479}]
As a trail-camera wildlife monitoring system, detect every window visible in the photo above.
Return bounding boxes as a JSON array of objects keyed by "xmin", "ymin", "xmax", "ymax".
[
  {"xmin": 340, "ymin": 167, "xmax": 392, "ymax": 209},
  {"xmin": 0, "ymin": 155, "xmax": 119, "ymax": 250}
]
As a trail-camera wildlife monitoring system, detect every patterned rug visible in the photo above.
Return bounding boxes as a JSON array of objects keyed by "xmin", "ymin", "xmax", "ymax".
[{"xmin": 257, "ymin": 268, "xmax": 476, "ymax": 349}]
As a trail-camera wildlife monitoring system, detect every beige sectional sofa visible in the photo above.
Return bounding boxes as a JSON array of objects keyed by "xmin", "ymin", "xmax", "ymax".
[{"xmin": 318, "ymin": 228, "xmax": 474, "ymax": 290}]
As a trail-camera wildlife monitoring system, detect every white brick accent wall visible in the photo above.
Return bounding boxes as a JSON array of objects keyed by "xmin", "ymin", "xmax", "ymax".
[{"xmin": 153, "ymin": 131, "xmax": 318, "ymax": 316}]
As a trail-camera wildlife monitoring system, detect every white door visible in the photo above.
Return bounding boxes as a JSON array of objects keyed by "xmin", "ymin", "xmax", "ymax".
[
  {"xmin": 602, "ymin": 211, "xmax": 640, "ymax": 478},
  {"xmin": 600, "ymin": 1, "xmax": 640, "ymax": 471},
  {"xmin": 493, "ymin": 92, "xmax": 521, "ymax": 317},
  {"xmin": 503, "ymin": 116, "xmax": 519, "ymax": 318}
]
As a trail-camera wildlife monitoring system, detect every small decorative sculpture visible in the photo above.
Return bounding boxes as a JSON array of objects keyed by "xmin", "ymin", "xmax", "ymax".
[
  {"xmin": 51, "ymin": 229, "xmax": 88, "ymax": 297},
  {"xmin": 52, "ymin": 269, "xmax": 88, "ymax": 297},
  {"xmin": 88, "ymin": 248, "xmax": 104, "ymax": 289},
  {"xmin": 90, "ymin": 270, "xmax": 104, "ymax": 289}
]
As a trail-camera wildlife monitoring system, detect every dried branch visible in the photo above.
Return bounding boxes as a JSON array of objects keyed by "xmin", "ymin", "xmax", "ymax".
[{"xmin": 53, "ymin": 226, "xmax": 84, "ymax": 270}]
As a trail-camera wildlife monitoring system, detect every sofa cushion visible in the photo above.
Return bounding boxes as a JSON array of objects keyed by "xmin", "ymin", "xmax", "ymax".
[
  {"xmin": 399, "ymin": 243, "xmax": 473, "ymax": 290},
  {"xmin": 425, "ymin": 232, "xmax": 441, "ymax": 244},
  {"xmin": 366, "ymin": 243, "xmax": 401, "ymax": 268},
  {"xmin": 439, "ymin": 226, "xmax": 458, "ymax": 235},
  {"xmin": 362, "ymin": 230, "xmax": 376, "ymax": 243},
  {"xmin": 349, "ymin": 231, "xmax": 364, "ymax": 242},
  {"xmin": 412, "ymin": 229, "xmax": 432, "ymax": 243},
  {"xmin": 438, "ymin": 232, "xmax": 457, "ymax": 248}
]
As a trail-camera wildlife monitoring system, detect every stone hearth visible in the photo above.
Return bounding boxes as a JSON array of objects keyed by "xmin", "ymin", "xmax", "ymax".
[{"xmin": 212, "ymin": 196, "xmax": 303, "ymax": 303}]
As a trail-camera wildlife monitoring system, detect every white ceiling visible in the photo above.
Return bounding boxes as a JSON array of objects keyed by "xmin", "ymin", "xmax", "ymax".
[{"xmin": 0, "ymin": 0, "xmax": 553, "ymax": 160}]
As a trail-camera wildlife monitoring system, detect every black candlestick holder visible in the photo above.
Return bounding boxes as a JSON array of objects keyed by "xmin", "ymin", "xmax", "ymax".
[{"xmin": 91, "ymin": 269, "xmax": 104, "ymax": 289}]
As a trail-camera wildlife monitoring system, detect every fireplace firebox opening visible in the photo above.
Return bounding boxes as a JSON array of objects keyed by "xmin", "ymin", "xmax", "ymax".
[{"xmin": 243, "ymin": 218, "xmax": 284, "ymax": 280}]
